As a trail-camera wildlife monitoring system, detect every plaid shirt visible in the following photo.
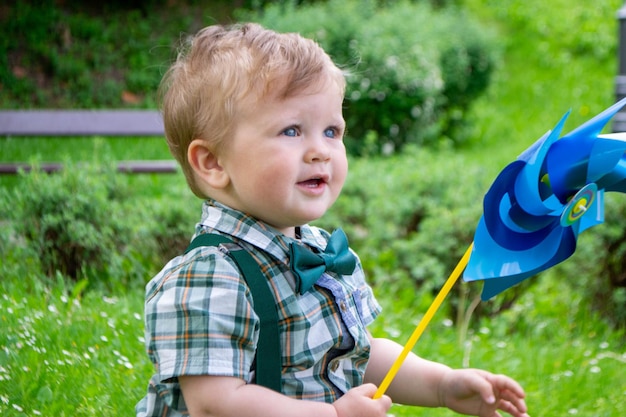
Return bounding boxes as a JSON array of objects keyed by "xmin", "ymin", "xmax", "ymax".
[{"xmin": 136, "ymin": 200, "xmax": 382, "ymax": 416}]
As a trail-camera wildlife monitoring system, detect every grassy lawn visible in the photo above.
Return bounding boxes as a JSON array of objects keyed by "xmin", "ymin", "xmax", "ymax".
[
  {"xmin": 1, "ymin": 1, "xmax": 625, "ymax": 416},
  {"xmin": 374, "ymin": 277, "xmax": 626, "ymax": 416},
  {"xmin": 0, "ymin": 275, "xmax": 152, "ymax": 415},
  {"xmin": 1, "ymin": 257, "xmax": 624, "ymax": 416}
]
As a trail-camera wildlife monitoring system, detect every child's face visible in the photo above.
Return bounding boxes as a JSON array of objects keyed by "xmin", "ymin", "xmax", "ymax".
[{"xmin": 218, "ymin": 79, "xmax": 347, "ymax": 237}]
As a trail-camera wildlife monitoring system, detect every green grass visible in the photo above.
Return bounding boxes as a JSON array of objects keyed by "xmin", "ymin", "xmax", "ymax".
[
  {"xmin": 0, "ymin": 275, "xmax": 152, "ymax": 415},
  {"xmin": 1, "ymin": 0, "xmax": 626, "ymax": 416},
  {"xmin": 0, "ymin": 136, "xmax": 171, "ymax": 162},
  {"xmin": 371, "ymin": 269, "xmax": 626, "ymax": 416}
]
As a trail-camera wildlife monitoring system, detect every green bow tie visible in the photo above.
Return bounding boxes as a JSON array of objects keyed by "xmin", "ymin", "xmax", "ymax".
[{"xmin": 289, "ymin": 229, "xmax": 357, "ymax": 294}]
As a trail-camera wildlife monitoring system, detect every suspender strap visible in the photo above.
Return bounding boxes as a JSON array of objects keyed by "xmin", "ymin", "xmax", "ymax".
[{"xmin": 185, "ymin": 233, "xmax": 282, "ymax": 393}]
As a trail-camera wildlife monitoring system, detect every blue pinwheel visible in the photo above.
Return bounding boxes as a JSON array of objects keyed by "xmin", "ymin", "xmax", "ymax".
[
  {"xmin": 463, "ymin": 97, "xmax": 626, "ymax": 300},
  {"xmin": 374, "ymin": 98, "xmax": 626, "ymax": 399}
]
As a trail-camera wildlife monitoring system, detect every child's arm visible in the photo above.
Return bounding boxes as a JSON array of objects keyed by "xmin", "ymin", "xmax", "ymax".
[
  {"xmin": 365, "ymin": 337, "xmax": 530, "ymax": 417},
  {"xmin": 179, "ymin": 375, "xmax": 392, "ymax": 417}
]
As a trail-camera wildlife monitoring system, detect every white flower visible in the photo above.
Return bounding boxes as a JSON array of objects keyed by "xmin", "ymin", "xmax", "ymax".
[{"xmin": 103, "ymin": 296, "xmax": 118, "ymax": 305}]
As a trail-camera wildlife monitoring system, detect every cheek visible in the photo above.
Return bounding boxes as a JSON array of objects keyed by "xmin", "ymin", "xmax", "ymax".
[
  {"xmin": 246, "ymin": 158, "xmax": 294, "ymax": 194},
  {"xmin": 334, "ymin": 157, "xmax": 349, "ymax": 187}
]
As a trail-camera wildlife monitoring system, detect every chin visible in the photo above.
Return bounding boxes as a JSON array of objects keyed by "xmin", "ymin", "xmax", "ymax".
[
  {"xmin": 292, "ymin": 212, "xmax": 325, "ymax": 227},
  {"xmin": 275, "ymin": 203, "xmax": 331, "ymax": 227}
]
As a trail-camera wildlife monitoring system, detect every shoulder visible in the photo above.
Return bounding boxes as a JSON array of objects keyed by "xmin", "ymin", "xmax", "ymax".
[{"xmin": 146, "ymin": 243, "xmax": 248, "ymax": 303}]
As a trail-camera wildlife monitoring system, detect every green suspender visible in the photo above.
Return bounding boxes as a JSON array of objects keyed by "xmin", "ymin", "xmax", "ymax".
[{"xmin": 185, "ymin": 233, "xmax": 282, "ymax": 393}]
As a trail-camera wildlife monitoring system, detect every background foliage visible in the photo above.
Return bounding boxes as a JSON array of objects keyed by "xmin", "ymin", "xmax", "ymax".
[
  {"xmin": 0, "ymin": 0, "xmax": 625, "ymax": 416},
  {"xmin": 2, "ymin": 0, "xmax": 497, "ymax": 155},
  {"xmin": 1, "ymin": 0, "xmax": 228, "ymax": 108}
]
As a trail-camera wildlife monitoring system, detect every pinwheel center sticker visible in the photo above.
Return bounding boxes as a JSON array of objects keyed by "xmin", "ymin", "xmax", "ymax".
[{"xmin": 560, "ymin": 183, "xmax": 596, "ymax": 226}]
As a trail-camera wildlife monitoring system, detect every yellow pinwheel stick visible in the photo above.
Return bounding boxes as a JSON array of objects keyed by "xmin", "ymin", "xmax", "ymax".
[{"xmin": 374, "ymin": 243, "xmax": 474, "ymax": 399}]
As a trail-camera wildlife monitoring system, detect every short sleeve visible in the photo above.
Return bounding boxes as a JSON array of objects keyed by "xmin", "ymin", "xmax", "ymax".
[{"xmin": 144, "ymin": 247, "xmax": 258, "ymax": 383}]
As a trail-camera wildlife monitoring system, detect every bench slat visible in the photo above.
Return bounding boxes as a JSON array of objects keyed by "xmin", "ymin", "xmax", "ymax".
[{"xmin": 0, "ymin": 110, "xmax": 164, "ymax": 136}]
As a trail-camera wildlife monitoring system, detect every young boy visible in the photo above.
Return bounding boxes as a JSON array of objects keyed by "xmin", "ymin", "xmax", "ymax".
[{"xmin": 136, "ymin": 23, "xmax": 530, "ymax": 417}]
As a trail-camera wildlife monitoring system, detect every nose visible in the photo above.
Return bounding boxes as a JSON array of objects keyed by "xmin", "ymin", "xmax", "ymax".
[{"xmin": 304, "ymin": 134, "xmax": 331, "ymax": 163}]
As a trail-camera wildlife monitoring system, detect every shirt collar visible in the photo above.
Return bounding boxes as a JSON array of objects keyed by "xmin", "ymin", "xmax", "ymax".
[{"xmin": 195, "ymin": 199, "xmax": 329, "ymax": 262}]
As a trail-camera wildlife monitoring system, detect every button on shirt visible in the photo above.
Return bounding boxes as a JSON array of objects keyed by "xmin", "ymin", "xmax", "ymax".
[{"xmin": 136, "ymin": 200, "xmax": 382, "ymax": 416}]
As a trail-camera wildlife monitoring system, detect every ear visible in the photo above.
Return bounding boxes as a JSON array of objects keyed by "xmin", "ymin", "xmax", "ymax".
[{"xmin": 187, "ymin": 139, "xmax": 230, "ymax": 189}]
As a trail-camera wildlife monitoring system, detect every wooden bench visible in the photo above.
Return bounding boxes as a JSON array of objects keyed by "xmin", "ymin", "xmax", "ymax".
[{"xmin": 0, "ymin": 110, "xmax": 178, "ymax": 174}]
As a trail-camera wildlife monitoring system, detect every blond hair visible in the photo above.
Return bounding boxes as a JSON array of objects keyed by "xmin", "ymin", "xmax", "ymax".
[{"xmin": 158, "ymin": 23, "xmax": 346, "ymax": 196}]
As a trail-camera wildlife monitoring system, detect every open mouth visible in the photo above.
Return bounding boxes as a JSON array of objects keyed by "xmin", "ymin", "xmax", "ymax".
[{"xmin": 298, "ymin": 177, "xmax": 326, "ymax": 188}]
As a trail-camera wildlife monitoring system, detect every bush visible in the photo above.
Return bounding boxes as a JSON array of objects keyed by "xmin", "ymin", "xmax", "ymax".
[
  {"xmin": 0, "ymin": 163, "xmax": 130, "ymax": 282},
  {"xmin": 0, "ymin": 162, "xmax": 196, "ymax": 290},
  {"xmin": 245, "ymin": 0, "xmax": 499, "ymax": 155}
]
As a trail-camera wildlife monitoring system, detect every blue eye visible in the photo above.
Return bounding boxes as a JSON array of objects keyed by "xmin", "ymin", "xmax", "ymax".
[
  {"xmin": 282, "ymin": 127, "xmax": 298, "ymax": 137},
  {"xmin": 324, "ymin": 128, "xmax": 335, "ymax": 138}
]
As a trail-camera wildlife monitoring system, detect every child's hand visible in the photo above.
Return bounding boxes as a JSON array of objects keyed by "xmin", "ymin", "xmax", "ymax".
[
  {"xmin": 333, "ymin": 383, "xmax": 392, "ymax": 417},
  {"xmin": 438, "ymin": 369, "xmax": 529, "ymax": 417}
]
